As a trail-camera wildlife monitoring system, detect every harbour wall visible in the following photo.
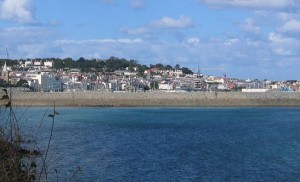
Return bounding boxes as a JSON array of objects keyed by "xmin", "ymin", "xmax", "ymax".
[{"xmin": 9, "ymin": 91, "xmax": 300, "ymax": 107}]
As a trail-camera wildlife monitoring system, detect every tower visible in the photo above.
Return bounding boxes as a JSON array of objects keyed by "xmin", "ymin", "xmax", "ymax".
[{"xmin": 2, "ymin": 61, "xmax": 9, "ymax": 84}]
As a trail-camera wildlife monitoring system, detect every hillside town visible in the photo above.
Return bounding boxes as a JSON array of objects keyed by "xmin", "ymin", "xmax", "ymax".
[{"xmin": 0, "ymin": 59, "xmax": 299, "ymax": 93}]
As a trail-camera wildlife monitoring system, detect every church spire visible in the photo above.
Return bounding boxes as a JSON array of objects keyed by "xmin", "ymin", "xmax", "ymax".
[
  {"xmin": 3, "ymin": 48, "xmax": 8, "ymax": 72},
  {"xmin": 2, "ymin": 61, "xmax": 8, "ymax": 72}
]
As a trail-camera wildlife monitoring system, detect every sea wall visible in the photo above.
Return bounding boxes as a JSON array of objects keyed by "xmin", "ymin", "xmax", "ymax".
[{"xmin": 9, "ymin": 91, "xmax": 300, "ymax": 107}]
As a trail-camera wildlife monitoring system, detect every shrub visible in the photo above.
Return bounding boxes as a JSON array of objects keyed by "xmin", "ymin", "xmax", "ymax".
[{"xmin": 0, "ymin": 88, "xmax": 38, "ymax": 181}]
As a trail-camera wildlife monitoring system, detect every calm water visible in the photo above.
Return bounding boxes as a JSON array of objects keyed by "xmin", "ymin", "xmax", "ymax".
[{"xmin": 14, "ymin": 107, "xmax": 300, "ymax": 181}]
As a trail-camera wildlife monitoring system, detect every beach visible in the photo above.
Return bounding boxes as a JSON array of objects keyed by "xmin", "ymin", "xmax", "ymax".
[{"xmin": 9, "ymin": 91, "xmax": 300, "ymax": 107}]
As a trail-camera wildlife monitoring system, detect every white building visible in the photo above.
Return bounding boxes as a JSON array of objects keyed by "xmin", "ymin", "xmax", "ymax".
[
  {"xmin": 44, "ymin": 61, "xmax": 53, "ymax": 68},
  {"xmin": 173, "ymin": 69, "xmax": 183, "ymax": 77},
  {"xmin": 205, "ymin": 76, "xmax": 224, "ymax": 84},
  {"xmin": 34, "ymin": 61, "xmax": 42, "ymax": 66},
  {"xmin": 24, "ymin": 61, "xmax": 33, "ymax": 67},
  {"xmin": 159, "ymin": 81, "xmax": 174, "ymax": 91}
]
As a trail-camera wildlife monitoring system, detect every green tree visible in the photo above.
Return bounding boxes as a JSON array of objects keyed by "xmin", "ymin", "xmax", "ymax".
[
  {"xmin": 49, "ymin": 58, "xmax": 64, "ymax": 69},
  {"xmin": 182, "ymin": 67, "xmax": 193, "ymax": 74},
  {"xmin": 137, "ymin": 64, "xmax": 148, "ymax": 77},
  {"xmin": 150, "ymin": 81, "xmax": 159, "ymax": 90},
  {"xmin": 63, "ymin": 57, "xmax": 75, "ymax": 68},
  {"xmin": 174, "ymin": 64, "xmax": 180, "ymax": 70},
  {"xmin": 16, "ymin": 79, "xmax": 28, "ymax": 87},
  {"xmin": 151, "ymin": 63, "xmax": 164, "ymax": 70},
  {"xmin": 165, "ymin": 65, "xmax": 174, "ymax": 70}
]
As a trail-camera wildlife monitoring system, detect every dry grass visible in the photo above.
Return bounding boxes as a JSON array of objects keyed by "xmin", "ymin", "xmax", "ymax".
[
  {"xmin": 0, "ymin": 89, "xmax": 81, "ymax": 181},
  {"xmin": 0, "ymin": 89, "xmax": 38, "ymax": 182}
]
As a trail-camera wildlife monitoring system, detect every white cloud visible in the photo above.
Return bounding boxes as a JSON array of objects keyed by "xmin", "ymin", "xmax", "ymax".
[
  {"xmin": 118, "ymin": 38, "xmax": 144, "ymax": 44},
  {"xmin": 119, "ymin": 16, "xmax": 194, "ymax": 38},
  {"xmin": 276, "ymin": 58, "xmax": 299, "ymax": 68},
  {"xmin": 276, "ymin": 12, "xmax": 295, "ymax": 21},
  {"xmin": 279, "ymin": 19, "xmax": 300, "ymax": 33},
  {"xmin": 224, "ymin": 38, "xmax": 240, "ymax": 45},
  {"xmin": 0, "ymin": 27, "xmax": 55, "ymax": 45},
  {"xmin": 129, "ymin": 0, "xmax": 145, "ymax": 10},
  {"xmin": 17, "ymin": 43, "xmax": 54, "ymax": 58},
  {"xmin": 268, "ymin": 32, "xmax": 300, "ymax": 56},
  {"xmin": 0, "ymin": 26, "xmax": 63, "ymax": 58},
  {"xmin": 53, "ymin": 38, "xmax": 146, "ymax": 60},
  {"xmin": 186, "ymin": 37, "xmax": 201, "ymax": 46},
  {"xmin": 240, "ymin": 18, "xmax": 261, "ymax": 35},
  {"xmin": 56, "ymin": 38, "xmax": 143, "ymax": 45},
  {"xmin": 0, "ymin": 0, "xmax": 36, "ymax": 24},
  {"xmin": 149, "ymin": 16, "xmax": 194, "ymax": 29},
  {"xmin": 199, "ymin": 0, "xmax": 297, "ymax": 9},
  {"xmin": 268, "ymin": 32, "xmax": 299, "ymax": 44},
  {"xmin": 119, "ymin": 27, "xmax": 150, "ymax": 35}
]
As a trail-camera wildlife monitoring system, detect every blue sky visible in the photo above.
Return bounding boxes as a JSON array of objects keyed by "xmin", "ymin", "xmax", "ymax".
[{"xmin": 1, "ymin": 0, "xmax": 300, "ymax": 80}]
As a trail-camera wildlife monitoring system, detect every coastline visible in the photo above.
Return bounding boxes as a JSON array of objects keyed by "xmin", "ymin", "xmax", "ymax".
[{"xmin": 9, "ymin": 91, "xmax": 300, "ymax": 107}]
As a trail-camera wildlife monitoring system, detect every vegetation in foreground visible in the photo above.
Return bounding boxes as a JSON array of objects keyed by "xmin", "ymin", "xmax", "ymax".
[
  {"xmin": 0, "ymin": 89, "xmax": 81, "ymax": 181},
  {"xmin": 0, "ymin": 89, "xmax": 39, "ymax": 181}
]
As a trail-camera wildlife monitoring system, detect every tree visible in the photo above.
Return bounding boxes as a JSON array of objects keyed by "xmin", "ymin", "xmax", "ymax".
[
  {"xmin": 78, "ymin": 57, "xmax": 86, "ymax": 63},
  {"xmin": 182, "ymin": 67, "xmax": 193, "ymax": 74},
  {"xmin": 16, "ymin": 79, "xmax": 28, "ymax": 87},
  {"xmin": 128, "ymin": 66, "xmax": 135, "ymax": 72},
  {"xmin": 150, "ymin": 81, "xmax": 159, "ymax": 90},
  {"xmin": 52, "ymin": 58, "xmax": 64, "ymax": 69},
  {"xmin": 106, "ymin": 57, "xmax": 129, "ymax": 72},
  {"xmin": 174, "ymin": 64, "xmax": 180, "ymax": 70},
  {"xmin": 137, "ymin": 64, "xmax": 148, "ymax": 77},
  {"xmin": 286, "ymin": 80, "xmax": 297, "ymax": 83},
  {"xmin": 151, "ymin": 63, "xmax": 164, "ymax": 70},
  {"xmin": 165, "ymin": 65, "xmax": 173, "ymax": 70},
  {"xmin": 129, "ymin": 59, "xmax": 138, "ymax": 66},
  {"xmin": 63, "ymin": 57, "xmax": 75, "ymax": 68}
]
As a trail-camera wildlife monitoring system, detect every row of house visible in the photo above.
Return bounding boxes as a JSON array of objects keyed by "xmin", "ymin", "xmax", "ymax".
[{"xmin": 1, "ymin": 61, "xmax": 300, "ymax": 92}]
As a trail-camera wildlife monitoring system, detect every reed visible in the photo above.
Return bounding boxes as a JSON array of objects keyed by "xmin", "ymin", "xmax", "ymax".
[
  {"xmin": 0, "ymin": 88, "xmax": 39, "ymax": 181},
  {"xmin": 0, "ymin": 89, "xmax": 82, "ymax": 181}
]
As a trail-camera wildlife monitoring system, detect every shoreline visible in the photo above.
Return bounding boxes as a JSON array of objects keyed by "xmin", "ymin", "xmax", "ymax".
[{"xmin": 9, "ymin": 91, "xmax": 300, "ymax": 107}]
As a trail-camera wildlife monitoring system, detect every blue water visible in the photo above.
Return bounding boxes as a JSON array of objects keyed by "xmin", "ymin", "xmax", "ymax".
[{"xmin": 13, "ymin": 107, "xmax": 300, "ymax": 181}]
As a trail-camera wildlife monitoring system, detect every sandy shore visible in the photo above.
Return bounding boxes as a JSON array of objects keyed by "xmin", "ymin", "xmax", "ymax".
[{"xmin": 8, "ymin": 91, "xmax": 300, "ymax": 107}]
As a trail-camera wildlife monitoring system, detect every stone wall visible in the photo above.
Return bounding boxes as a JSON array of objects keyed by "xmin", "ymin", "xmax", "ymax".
[{"xmin": 10, "ymin": 91, "xmax": 300, "ymax": 107}]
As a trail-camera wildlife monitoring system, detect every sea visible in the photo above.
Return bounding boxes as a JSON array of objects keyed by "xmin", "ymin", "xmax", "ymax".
[{"xmin": 10, "ymin": 107, "xmax": 300, "ymax": 181}]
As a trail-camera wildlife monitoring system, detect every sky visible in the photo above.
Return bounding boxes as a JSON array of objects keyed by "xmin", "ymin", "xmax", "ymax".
[{"xmin": 1, "ymin": 0, "xmax": 300, "ymax": 80}]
